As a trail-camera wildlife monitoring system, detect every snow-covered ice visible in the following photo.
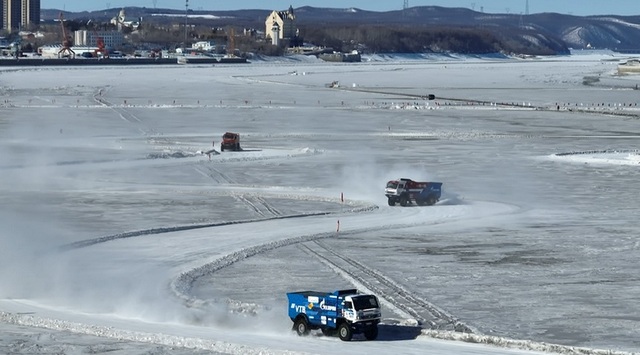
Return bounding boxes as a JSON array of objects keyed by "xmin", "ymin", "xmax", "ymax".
[{"xmin": 1, "ymin": 53, "xmax": 640, "ymax": 354}]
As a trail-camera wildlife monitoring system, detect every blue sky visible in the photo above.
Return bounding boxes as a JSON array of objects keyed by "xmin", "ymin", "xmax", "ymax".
[{"xmin": 43, "ymin": 0, "xmax": 637, "ymax": 16}]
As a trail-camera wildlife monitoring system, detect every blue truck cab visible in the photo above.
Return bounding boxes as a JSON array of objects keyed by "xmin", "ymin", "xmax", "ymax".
[{"xmin": 287, "ymin": 289, "xmax": 381, "ymax": 341}]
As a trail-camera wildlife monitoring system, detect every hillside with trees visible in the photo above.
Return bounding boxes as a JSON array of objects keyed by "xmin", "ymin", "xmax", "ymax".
[{"xmin": 34, "ymin": 5, "xmax": 640, "ymax": 56}]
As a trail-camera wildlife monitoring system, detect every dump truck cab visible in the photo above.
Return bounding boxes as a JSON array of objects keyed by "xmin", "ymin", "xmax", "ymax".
[{"xmin": 221, "ymin": 132, "xmax": 241, "ymax": 151}]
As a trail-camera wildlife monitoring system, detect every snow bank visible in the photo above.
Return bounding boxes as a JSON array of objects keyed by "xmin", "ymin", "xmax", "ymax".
[
  {"xmin": 421, "ymin": 330, "xmax": 635, "ymax": 355},
  {"xmin": 547, "ymin": 149, "xmax": 640, "ymax": 166},
  {"xmin": 0, "ymin": 311, "xmax": 309, "ymax": 355}
]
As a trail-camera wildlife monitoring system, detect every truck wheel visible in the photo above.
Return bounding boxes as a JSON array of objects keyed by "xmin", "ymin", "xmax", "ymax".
[
  {"xmin": 338, "ymin": 323, "xmax": 352, "ymax": 341},
  {"xmin": 364, "ymin": 325, "xmax": 378, "ymax": 340},
  {"xmin": 220, "ymin": 146, "xmax": 224, "ymax": 152},
  {"xmin": 387, "ymin": 198, "xmax": 395, "ymax": 206},
  {"xmin": 427, "ymin": 196, "xmax": 437, "ymax": 206},
  {"xmin": 399, "ymin": 196, "xmax": 408, "ymax": 207},
  {"xmin": 293, "ymin": 317, "xmax": 310, "ymax": 336},
  {"xmin": 416, "ymin": 198, "xmax": 426, "ymax": 206}
]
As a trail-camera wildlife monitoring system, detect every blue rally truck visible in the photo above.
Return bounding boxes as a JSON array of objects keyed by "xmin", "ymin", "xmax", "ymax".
[
  {"xmin": 385, "ymin": 178, "xmax": 442, "ymax": 206},
  {"xmin": 287, "ymin": 289, "xmax": 381, "ymax": 341}
]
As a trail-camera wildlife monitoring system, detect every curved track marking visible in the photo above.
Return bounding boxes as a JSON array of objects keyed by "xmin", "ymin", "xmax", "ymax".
[
  {"xmin": 166, "ymin": 201, "xmax": 518, "ymax": 336},
  {"xmin": 59, "ymin": 212, "xmax": 336, "ymax": 251},
  {"xmin": 299, "ymin": 240, "xmax": 474, "ymax": 333}
]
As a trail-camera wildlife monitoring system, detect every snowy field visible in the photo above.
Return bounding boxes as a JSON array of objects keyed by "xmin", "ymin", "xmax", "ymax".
[{"xmin": 1, "ymin": 52, "xmax": 640, "ymax": 355}]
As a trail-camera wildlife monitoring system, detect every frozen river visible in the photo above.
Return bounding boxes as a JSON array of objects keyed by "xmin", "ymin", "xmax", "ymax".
[{"xmin": 1, "ymin": 53, "xmax": 639, "ymax": 354}]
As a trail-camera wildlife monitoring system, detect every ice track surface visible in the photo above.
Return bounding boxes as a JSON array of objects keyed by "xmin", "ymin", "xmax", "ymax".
[{"xmin": 2, "ymin": 56, "xmax": 640, "ymax": 355}]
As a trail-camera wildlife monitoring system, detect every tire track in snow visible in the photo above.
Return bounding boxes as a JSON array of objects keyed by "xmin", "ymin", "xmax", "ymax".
[
  {"xmin": 298, "ymin": 240, "xmax": 474, "ymax": 334},
  {"xmin": 93, "ymin": 87, "xmax": 163, "ymax": 137},
  {"xmin": 256, "ymin": 195, "xmax": 281, "ymax": 216},
  {"xmin": 194, "ymin": 165, "xmax": 282, "ymax": 218},
  {"xmin": 193, "ymin": 166, "xmax": 233, "ymax": 184},
  {"xmin": 235, "ymin": 194, "xmax": 267, "ymax": 217},
  {"xmin": 206, "ymin": 166, "xmax": 235, "ymax": 184},
  {"xmin": 234, "ymin": 194, "xmax": 282, "ymax": 218},
  {"xmin": 93, "ymin": 89, "xmax": 142, "ymax": 124}
]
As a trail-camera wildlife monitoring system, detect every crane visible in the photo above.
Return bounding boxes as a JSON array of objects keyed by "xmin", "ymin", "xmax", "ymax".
[
  {"xmin": 58, "ymin": 12, "xmax": 75, "ymax": 58},
  {"xmin": 226, "ymin": 27, "xmax": 236, "ymax": 57}
]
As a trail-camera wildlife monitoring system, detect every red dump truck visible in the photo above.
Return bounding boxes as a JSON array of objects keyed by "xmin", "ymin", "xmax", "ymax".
[{"xmin": 221, "ymin": 132, "xmax": 241, "ymax": 151}]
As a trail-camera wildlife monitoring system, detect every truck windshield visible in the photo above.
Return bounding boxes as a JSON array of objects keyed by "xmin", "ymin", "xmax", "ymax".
[
  {"xmin": 351, "ymin": 295, "xmax": 379, "ymax": 310},
  {"xmin": 386, "ymin": 182, "xmax": 398, "ymax": 189}
]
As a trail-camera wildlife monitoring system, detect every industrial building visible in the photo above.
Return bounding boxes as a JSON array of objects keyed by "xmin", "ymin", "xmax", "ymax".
[
  {"xmin": 74, "ymin": 30, "xmax": 124, "ymax": 48},
  {"xmin": 1, "ymin": 0, "xmax": 40, "ymax": 30}
]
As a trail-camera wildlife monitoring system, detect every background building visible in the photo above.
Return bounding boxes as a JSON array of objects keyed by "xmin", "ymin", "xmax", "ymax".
[
  {"xmin": 265, "ymin": 5, "xmax": 296, "ymax": 42},
  {"xmin": 2, "ymin": 0, "xmax": 40, "ymax": 30},
  {"xmin": 74, "ymin": 30, "xmax": 124, "ymax": 48},
  {"xmin": 110, "ymin": 9, "xmax": 141, "ymax": 31},
  {"xmin": 2, "ymin": 0, "xmax": 21, "ymax": 30},
  {"xmin": 21, "ymin": 0, "xmax": 39, "ymax": 28}
]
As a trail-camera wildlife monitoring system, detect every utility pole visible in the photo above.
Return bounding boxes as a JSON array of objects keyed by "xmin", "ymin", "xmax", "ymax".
[
  {"xmin": 519, "ymin": 13, "xmax": 524, "ymax": 28},
  {"xmin": 402, "ymin": 0, "xmax": 408, "ymax": 19},
  {"xmin": 184, "ymin": 0, "xmax": 189, "ymax": 46},
  {"xmin": 525, "ymin": 0, "xmax": 530, "ymax": 15}
]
